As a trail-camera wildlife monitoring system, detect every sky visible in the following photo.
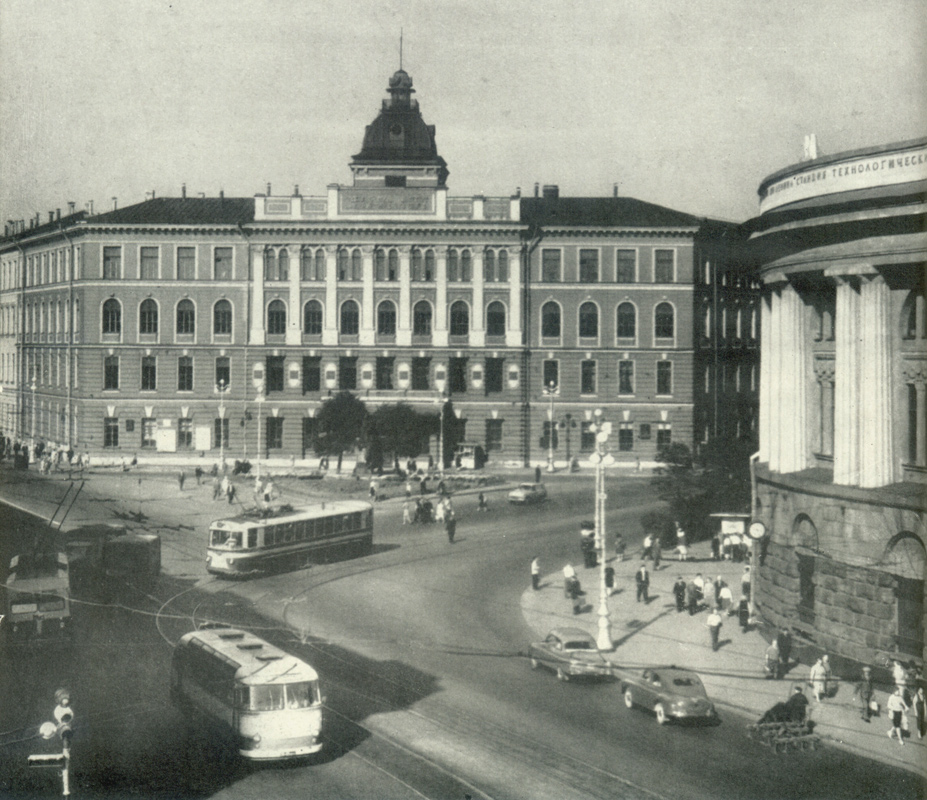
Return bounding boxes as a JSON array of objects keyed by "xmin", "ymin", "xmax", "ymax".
[{"xmin": 1, "ymin": 0, "xmax": 925, "ymax": 227}]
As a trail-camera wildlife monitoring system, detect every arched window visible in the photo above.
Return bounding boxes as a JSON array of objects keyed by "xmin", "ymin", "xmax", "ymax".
[
  {"xmin": 616, "ymin": 302, "xmax": 636, "ymax": 338},
  {"xmin": 413, "ymin": 300, "xmax": 432, "ymax": 336},
  {"xmin": 214, "ymin": 299, "xmax": 232, "ymax": 335},
  {"xmin": 447, "ymin": 249, "xmax": 458, "ymax": 282},
  {"xmin": 375, "ymin": 249, "xmax": 386, "ymax": 280},
  {"xmin": 176, "ymin": 299, "xmax": 196, "ymax": 335},
  {"xmin": 263, "ymin": 248, "xmax": 276, "ymax": 281},
  {"xmin": 412, "ymin": 249, "xmax": 423, "ymax": 282},
  {"xmin": 340, "ymin": 300, "xmax": 359, "ymax": 335},
  {"xmin": 139, "ymin": 299, "xmax": 158, "ymax": 335},
  {"xmin": 388, "ymin": 249, "xmax": 398, "ymax": 281},
  {"xmin": 449, "ymin": 301, "xmax": 469, "ymax": 336},
  {"xmin": 460, "ymin": 250, "xmax": 472, "ymax": 281},
  {"xmin": 315, "ymin": 249, "xmax": 326, "ymax": 281},
  {"xmin": 300, "ymin": 248, "xmax": 314, "ymax": 280},
  {"xmin": 902, "ymin": 289, "xmax": 926, "ymax": 340},
  {"xmin": 424, "ymin": 249, "xmax": 435, "ymax": 281},
  {"xmin": 377, "ymin": 300, "xmax": 397, "ymax": 335},
  {"xmin": 486, "ymin": 301, "xmax": 506, "ymax": 336},
  {"xmin": 351, "ymin": 249, "xmax": 362, "ymax": 281},
  {"xmin": 498, "ymin": 250, "xmax": 508, "ymax": 282},
  {"xmin": 655, "ymin": 302, "xmax": 674, "ymax": 339},
  {"xmin": 579, "ymin": 302, "xmax": 598, "ymax": 338},
  {"xmin": 303, "ymin": 300, "xmax": 323, "ymax": 335},
  {"xmin": 541, "ymin": 301, "xmax": 561, "ymax": 338},
  {"xmin": 338, "ymin": 249, "xmax": 349, "ymax": 280},
  {"xmin": 484, "ymin": 250, "xmax": 495, "ymax": 282},
  {"xmin": 278, "ymin": 249, "xmax": 289, "ymax": 282},
  {"xmin": 267, "ymin": 300, "xmax": 286, "ymax": 334},
  {"xmin": 102, "ymin": 298, "xmax": 121, "ymax": 335}
]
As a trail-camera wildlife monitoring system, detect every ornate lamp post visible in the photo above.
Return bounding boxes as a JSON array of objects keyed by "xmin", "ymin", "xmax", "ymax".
[
  {"xmin": 255, "ymin": 381, "xmax": 265, "ymax": 480},
  {"xmin": 543, "ymin": 381, "xmax": 558, "ymax": 472},
  {"xmin": 435, "ymin": 391, "xmax": 447, "ymax": 478},
  {"xmin": 216, "ymin": 378, "xmax": 229, "ymax": 470},
  {"xmin": 29, "ymin": 372, "xmax": 37, "ymax": 454},
  {"xmin": 589, "ymin": 408, "xmax": 615, "ymax": 651}
]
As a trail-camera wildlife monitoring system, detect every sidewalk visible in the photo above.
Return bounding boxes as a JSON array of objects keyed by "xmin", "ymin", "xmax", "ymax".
[{"xmin": 521, "ymin": 543, "xmax": 925, "ymax": 778}]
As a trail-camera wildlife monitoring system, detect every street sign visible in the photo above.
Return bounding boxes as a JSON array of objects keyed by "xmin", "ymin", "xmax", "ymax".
[{"xmin": 28, "ymin": 754, "xmax": 66, "ymax": 768}]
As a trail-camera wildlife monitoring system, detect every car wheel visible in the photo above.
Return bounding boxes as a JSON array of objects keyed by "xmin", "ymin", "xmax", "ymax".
[
  {"xmin": 623, "ymin": 688, "xmax": 634, "ymax": 708},
  {"xmin": 556, "ymin": 667, "xmax": 570, "ymax": 682},
  {"xmin": 530, "ymin": 657, "xmax": 539, "ymax": 670},
  {"xmin": 654, "ymin": 703, "xmax": 668, "ymax": 725}
]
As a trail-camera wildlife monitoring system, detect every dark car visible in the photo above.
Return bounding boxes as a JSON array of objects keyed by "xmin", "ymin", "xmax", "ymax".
[
  {"xmin": 528, "ymin": 627, "xmax": 612, "ymax": 681},
  {"xmin": 617, "ymin": 666, "xmax": 718, "ymax": 725}
]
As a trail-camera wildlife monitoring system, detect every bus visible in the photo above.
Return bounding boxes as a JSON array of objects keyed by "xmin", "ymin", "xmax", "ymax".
[
  {"xmin": 206, "ymin": 500, "xmax": 373, "ymax": 578},
  {"xmin": 170, "ymin": 626, "xmax": 323, "ymax": 760},
  {"xmin": 4, "ymin": 551, "xmax": 71, "ymax": 638}
]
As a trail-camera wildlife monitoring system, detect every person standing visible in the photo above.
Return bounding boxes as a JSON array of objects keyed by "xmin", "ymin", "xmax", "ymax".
[
  {"xmin": 531, "ymin": 556, "xmax": 541, "ymax": 590},
  {"xmin": 641, "ymin": 533, "xmax": 653, "ymax": 562},
  {"xmin": 706, "ymin": 608, "xmax": 723, "ymax": 652},
  {"xmin": 405, "ymin": 479, "xmax": 413, "ymax": 499},
  {"xmin": 740, "ymin": 566, "xmax": 752, "ymax": 600},
  {"xmin": 675, "ymin": 522, "xmax": 687, "ymax": 561},
  {"xmin": 672, "ymin": 576, "xmax": 686, "ymax": 612},
  {"xmin": 651, "ymin": 537, "xmax": 661, "ymax": 570},
  {"xmin": 178, "ymin": 470, "xmax": 186, "ymax": 491},
  {"xmin": 738, "ymin": 595, "xmax": 750, "ymax": 632},
  {"xmin": 718, "ymin": 583, "xmax": 734, "ymax": 615},
  {"xmin": 855, "ymin": 666, "xmax": 875, "ymax": 723},
  {"xmin": 402, "ymin": 500, "xmax": 413, "ymax": 525},
  {"xmin": 809, "ymin": 657, "xmax": 827, "ymax": 702},
  {"xmin": 534, "ymin": 465, "xmax": 541, "ymax": 484},
  {"xmin": 614, "ymin": 532, "xmax": 626, "ymax": 562},
  {"xmin": 445, "ymin": 508, "xmax": 457, "ymax": 543},
  {"xmin": 563, "ymin": 563, "xmax": 577, "ymax": 598},
  {"xmin": 777, "ymin": 629, "xmax": 793, "ymax": 675},
  {"xmin": 635, "ymin": 562, "xmax": 649, "ymax": 603},
  {"xmin": 821, "ymin": 655, "xmax": 834, "ymax": 698},
  {"xmin": 477, "ymin": 492, "xmax": 488, "ymax": 512},
  {"xmin": 764, "ymin": 640, "xmax": 780, "ymax": 679},
  {"xmin": 784, "ymin": 685, "xmax": 810, "ymax": 723},
  {"xmin": 914, "ymin": 687, "xmax": 926, "ymax": 739},
  {"xmin": 686, "ymin": 577, "xmax": 699, "ymax": 616},
  {"xmin": 886, "ymin": 686, "xmax": 909, "ymax": 745}
]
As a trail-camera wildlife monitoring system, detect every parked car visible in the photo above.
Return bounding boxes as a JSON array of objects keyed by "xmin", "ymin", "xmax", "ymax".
[
  {"xmin": 508, "ymin": 483, "xmax": 548, "ymax": 505},
  {"xmin": 617, "ymin": 666, "xmax": 719, "ymax": 725},
  {"xmin": 528, "ymin": 627, "xmax": 612, "ymax": 681}
]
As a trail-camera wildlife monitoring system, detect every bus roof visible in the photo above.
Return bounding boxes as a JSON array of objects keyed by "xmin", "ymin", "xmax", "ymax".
[
  {"xmin": 177, "ymin": 627, "xmax": 319, "ymax": 685},
  {"xmin": 209, "ymin": 500, "xmax": 372, "ymax": 529}
]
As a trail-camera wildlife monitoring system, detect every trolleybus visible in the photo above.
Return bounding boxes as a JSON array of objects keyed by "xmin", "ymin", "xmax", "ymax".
[
  {"xmin": 4, "ymin": 551, "xmax": 71, "ymax": 638},
  {"xmin": 206, "ymin": 500, "xmax": 373, "ymax": 577},
  {"xmin": 170, "ymin": 626, "xmax": 323, "ymax": 760}
]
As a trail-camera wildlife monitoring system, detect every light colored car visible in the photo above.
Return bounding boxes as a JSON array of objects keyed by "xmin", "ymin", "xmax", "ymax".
[
  {"xmin": 617, "ymin": 666, "xmax": 719, "ymax": 725},
  {"xmin": 528, "ymin": 627, "xmax": 612, "ymax": 681},
  {"xmin": 508, "ymin": 483, "xmax": 548, "ymax": 504}
]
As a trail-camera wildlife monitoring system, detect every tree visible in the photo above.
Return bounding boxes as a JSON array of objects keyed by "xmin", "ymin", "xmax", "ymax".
[
  {"xmin": 651, "ymin": 443, "xmax": 707, "ymax": 540},
  {"xmin": 367, "ymin": 404, "xmax": 436, "ymax": 472},
  {"xmin": 440, "ymin": 400, "xmax": 465, "ymax": 469},
  {"xmin": 314, "ymin": 392, "xmax": 367, "ymax": 472}
]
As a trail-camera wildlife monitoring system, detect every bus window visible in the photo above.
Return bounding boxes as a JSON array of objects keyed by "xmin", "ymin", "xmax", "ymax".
[
  {"xmin": 285, "ymin": 682, "xmax": 317, "ymax": 709},
  {"xmin": 250, "ymin": 684, "xmax": 286, "ymax": 711},
  {"xmin": 247, "ymin": 529, "xmax": 257, "ymax": 548}
]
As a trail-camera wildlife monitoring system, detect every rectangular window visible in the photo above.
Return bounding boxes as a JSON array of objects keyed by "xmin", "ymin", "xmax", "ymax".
[
  {"xmin": 266, "ymin": 418, "xmax": 284, "ymax": 450},
  {"xmin": 485, "ymin": 358, "xmax": 503, "ymax": 394},
  {"xmin": 541, "ymin": 249, "xmax": 561, "ymax": 282},
  {"xmin": 485, "ymin": 419, "xmax": 503, "ymax": 451},
  {"xmin": 580, "ymin": 421, "xmax": 595, "ymax": 452},
  {"xmin": 141, "ymin": 418, "xmax": 156, "ymax": 449},
  {"xmin": 580, "ymin": 360, "xmax": 597, "ymax": 395},
  {"xmin": 412, "ymin": 357, "xmax": 430, "ymax": 391},
  {"xmin": 449, "ymin": 357, "xmax": 467, "ymax": 394},
  {"xmin": 103, "ymin": 247, "xmax": 121, "ymax": 280},
  {"xmin": 177, "ymin": 246, "xmax": 196, "ymax": 280},
  {"xmin": 302, "ymin": 356, "xmax": 321, "ymax": 393},
  {"xmin": 214, "ymin": 418, "xmax": 230, "ymax": 449},
  {"xmin": 140, "ymin": 246, "xmax": 159, "ymax": 280},
  {"xmin": 639, "ymin": 423, "xmax": 651, "ymax": 440},
  {"xmin": 616, "ymin": 249, "xmax": 636, "ymax": 283},
  {"xmin": 654, "ymin": 249, "xmax": 674, "ymax": 283},
  {"xmin": 618, "ymin": 360, "xmax": 634, "ymax": 395},
  {"xmin": 618, "ymin": 424, "xmax": 633, "ymax": 451},
  {"xmin": 376, "ymin": 357, "xmax": 394, "ymax": 390},
  {"xmin": 656, "ymin": 425, "xmax": 672, "ymax": 449},
  {"xmin": 266, "ymin": 355, "xmax": 285, "ymax": 392},
  {"xmin": 178, "ymin": 356, "xmax": 193, "ymax": 392},
  {"xmin": 656, "ymin": 361, "xmax": 673, "ymax": 395},
  {"xmin": 339, "ymin": 356, "xmax": 357, "ymax": 390},
  {"xmin": 214, "ymin": 247, "xmax": 233, "ymax": 280},
  {"xmin": 215, "ymin": 356, "xmax": 230, "ymax": 389},
  {"xmin": 579, "ymin": 249, "xmax": 598, "ymax": 283},
  {"xmin": 908, "ymin": 383, "xmax": 919, "ymax": 464},
  {"xmin": 542, "ymin": 360, "xmax": 559, "ymax": 390},
  {"xmin": 103, "ymin": 417, "xmax": 119, "ymax": 447},
  {"xmin": 104, "ymin": 355, "xmax": 119, "ymax": 390},
  {"xmin": 141, "ymin": 356, "xmax": 157, "ymax": 391},
  {"xmin": 178, "ymin": 418, "xmax": 193, "ymax": 449}
]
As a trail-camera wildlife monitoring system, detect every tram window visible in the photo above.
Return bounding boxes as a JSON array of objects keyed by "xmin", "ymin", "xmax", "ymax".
[
  {"xmin": 283, "ymin": 524, "xmax": 293, "ymax": 542},
  {"xmin": 324, "ymin": 518, "xmax": 334, "ymax": 535},
  {"xmin": 210, "ymin": 529, "xmax": 240, "ymax": 548},
  {"xmin": 251, "ymin": 684, "xmax": 286, "ymax": 711},
  {"xmin": 247, "ymin": 529, "xmax": 257, "ymax": 548}
]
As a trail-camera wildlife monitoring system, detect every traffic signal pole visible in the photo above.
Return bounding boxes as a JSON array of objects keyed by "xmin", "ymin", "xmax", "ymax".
[{"xmin": 27, "ymin": 689, "xmax": 73, "ymax": 796}]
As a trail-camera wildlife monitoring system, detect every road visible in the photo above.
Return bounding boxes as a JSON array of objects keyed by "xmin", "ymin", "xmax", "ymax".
[{"xmin": 0, "ymin": 472, "xmax": 920, "ymax": 799}]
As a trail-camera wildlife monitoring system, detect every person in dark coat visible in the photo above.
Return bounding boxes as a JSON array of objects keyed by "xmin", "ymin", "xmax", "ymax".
[
  {"xmin": 605, "ymin": 566, "xmax": 615, "ymax": 595},
  {"xmin": 855, "ymin": 666, "xmax": 875, "ymax": 722},
  {"xmin": 777, "ymin": 629, "xmax": 793, "ymax": 675},
  {"xmin": 445, "ymin": 509, "xmax": 457, "ymax": 543},
  {"xmin": 535, "ymin": 465, "xmax": 542, "ymax": 483},
  {"xmin": 783, "ymin": 685, "xmax": 810, "ymax": 723},
  {"xmin": 686, "ymin": 578, "xmax": 699, "ymax": 615},
  {"xmin": 738, "ymin": 596, "xmax": 750, "ymax": 632},
  {"xmin": 672, "ymin": 576, "xmax": 687, "ymax": 612},
  {"xmin": 635, "ymin": 562, "xmax": 649, "ymax": 603}
]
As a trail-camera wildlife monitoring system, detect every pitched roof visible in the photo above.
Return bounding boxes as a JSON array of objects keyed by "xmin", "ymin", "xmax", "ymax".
[
  {"xmin": 90, "ymin": 197, "xmax": 255, "ymax": 226},
  {"xmin": 520, "ymin": 196, "xmax": 701, "ymax": 229}
]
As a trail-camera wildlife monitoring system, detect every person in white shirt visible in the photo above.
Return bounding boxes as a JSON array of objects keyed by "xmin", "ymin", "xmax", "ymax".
[{"xmin": 887, "ymin": 686, "xmax": 909, "ymax": 745}]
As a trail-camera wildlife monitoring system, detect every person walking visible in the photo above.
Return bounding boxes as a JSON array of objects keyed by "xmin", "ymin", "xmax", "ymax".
[
  {"xmin": 535, "ymin": 465, "xmax": 542, "ymax": 484},
  {"xmin": 227, "ymin": 482, "xmax": 237, "ymax": 505},
  {"xmin": 672, "ymin": 576, "xmax": 687, "ymax": 612},
  {"xmin": 178, "ymin": 470, "xmax": 186, "ymax": 491},
  {"xmin": 740, "ymin": 566, "xmax": 752, "ymax": 601},
  {"xmin": 477, "ymin": 492, "xmax": 488, "ymax": 512},
  {"xmin": 675, "ymin": 521, "xmax": 687, "ymax": 560},
  {"xmin": 718, "ymin": 583, "xmax": 734, "ymax": 615},
  {"xmin": 809, "ymin": 657, "xmax": 828, "ymax": 703},
  {"xmin": 614, "ymin": 532, "xmax": 626, "ymax": 562},
  {"xmin": 706, "ymin": 608, "xmax": 723, "ymax": 652},
  {"xmin": 764, "ymin": 640, "xmax": 780, "ymax": 679},
  {"xmin": 445, "ymin": 508, "xmax": 457, "ymax": 543},
  {"xmin": 686, "ymin": 577, "xmax": 699, "ymax": 616},
  {"xmin": 914, "ymin": 687, "xmax": 926, "ymax": 739},
  {"xmin": 563, "ymin": 563, "xmax": 577, "ymax": 598},
  {"xmin": 855, "ymin": 666, "xmax": 875, "ymax": 723},
  {"xmin": 641, "ymin": 533, "xmax": 653, "ymax": 562},
  {"xmin": 531, "ymin": 556, "xmax": 541, "ymax": 590},
  {"xmin": 777, "ymin": 629, "xmax": 792, "ymax": 675},
  {"xmin": 651, "ymin": 537, "xmax": 661, "ymax": 570},
  {"xmin": 402, "ymin": 500, "xmax": 413, "ymax": 525},
  {"xmin": 887, "ymin": 686, "xmax": 909, "ymax": 745},
  {"xmin": 821, "ymin": 655, "xmax": 834, "ymax": 698},
  {"xmin": 635, "ymin": 562, "xmax": 649, "ymax": 603}
]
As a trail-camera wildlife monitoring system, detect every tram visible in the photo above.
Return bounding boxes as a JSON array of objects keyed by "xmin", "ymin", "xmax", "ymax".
[{"xmin": 4, "ymin": 551, "xmax": 71, "ymax": 638}]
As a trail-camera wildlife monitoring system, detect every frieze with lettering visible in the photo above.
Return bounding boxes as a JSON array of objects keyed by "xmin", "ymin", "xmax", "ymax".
[{"xmin": 340, "ymin": 188, "xmax": 436, "ymax": 214}]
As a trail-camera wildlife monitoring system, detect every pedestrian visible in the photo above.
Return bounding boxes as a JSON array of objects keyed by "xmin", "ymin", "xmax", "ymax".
[
  {"xmin": 914, "ymin": 687, "xmax": 926, "ymax": 739},
  {"xmin": 563, "ymin": 563, "xmax": 577, "ymax": 598},
  {"xmin": 719, "ymin": 583, "xmax": 734, "ymax": 615},
  {"xmin": 614, "ymin": 532, "xmax": 626, "ymax": 562},
  {"xmin": 420, "ymin": 476, "xmax": 427, "ymax": 495},
  {"xmin": 686, "ymin": 578, "xmax": 699, "ymax": 615},
  {"xmin": 711, "ymin": 533, "xmax": 721, "ymax": 561},
  {"xmin": 740, "ymin": 566, "xmax": 752, "ymax": 600},
  {"xmin": 706, "ymin": 608, "xmax": 723, "ymax": 652},
  {"xmin": 651, "ymin": 537, "xmax": 661, "ymax": 569},
  {"xmin": 568, "ymin": 574, "xmax": 584, "ymax": 615},
  {"xmin": 765, "ymin": 640, "xmax": 780, "ymax": 679},
  {"xmin": 227, "ymin": 482, "xmax": 236, "ymax": 505},
  {"xmin": 194, "ymin": 466, "xmax": 203, "ymax": 485},
  {"xmin": 535, "ymin": 465, "xmax": 541, "ymax": 484},
  {"xmin": 477, "ymin": 492, "xmax": 488, "ymax": 512},
  {"xmin": 405, "ymin": 479, "xmax": 413, "ymax": 499},
  {"xmin": 635, "ymin": 562, "xmax": 649, "ymax": 603},
  {"xmin": 809, "ymin": 657, "xmax": 827, "ymax": 702},
  {"xmin": 178, "ymin": 470, "xmax": 186, "ymax": 491},
  {"xmin": 212, "ymin": 475, "xmax": 222, "ymax": 500},
  {"xmin": 675, "ymin": 522, "xmax": 688, "ymax": 561},
  {"xmin": 777, "ymin": 629, "xmax": 792, "ymax": 675},
  {"xmin": 641, "ymin": 533, "xmax": 653, "ymax": 561},
  {"xmin": 263, "ymin": 480, "xmax": 274, "ymax": 506},
  {"xmin": 402, "ymin": 500, "xmax": 413, "ymax": 525},
  {"xmin": 693, "ymin": 573, "xmax": 705, "ymax": 604},
  {"xmin": 785, "ymin": 685, "xmax": 810, "ymax": 723},
  {"xmin": 702, "ymin": 578, "xmax": 716, "ymax": 612},
  {"xmin": 531, "ymin": 556, "xmax": 541, "ymax": 590},
  {"xmin": 737, "ymin": 595, "xmax": 750, "ymax": 631},
  {"xmin": 672, "ymin": 576, "xmax": 687, "ymax": 612},
  {"xmin": 891, "ymin": 660, "xmax": 910, "ymax": 702},
  {"xmin": 369, "ymin": 479, "xmax": 378, "ymax": 500},
  {"xmin": 855, "ymin": 666, "xmax": 875, "ymax": 723},
  {"xmin": 581, "ymin": 531, "xmax": 597, "ymax": 568},
  {"xmin": 887, "ymin": 686, "xmax": 909, "ymax": 745},
  {"xmin": 821, "ymin": 654, "xmax": 834, "ymax": 698},
  {"xmin": 445, "ymin": 508, "xmax": 456, "ymax": 543},
  {"xmin": 605, "ymin": 566, "xmax": 615, "ymax": 595}
]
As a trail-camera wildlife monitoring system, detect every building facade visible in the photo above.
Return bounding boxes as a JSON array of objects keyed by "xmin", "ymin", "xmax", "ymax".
[
  {"xmin": 748, "ymin": 137, "xmax": 927, "ymax": 664},
  {"xmin": 0, "ymin": 68, "xmax": 754, "ymax": 468}
]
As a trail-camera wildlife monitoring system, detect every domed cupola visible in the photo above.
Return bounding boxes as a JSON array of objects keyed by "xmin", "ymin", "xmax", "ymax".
[{"xmin": 350, "ymin": 69, "xmax": 449, "ymax": 188}]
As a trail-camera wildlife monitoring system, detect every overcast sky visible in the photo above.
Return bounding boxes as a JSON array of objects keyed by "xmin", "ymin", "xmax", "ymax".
[{"xmin": 1, "ymin": 0, "xmax": 925, "ymax": 227}]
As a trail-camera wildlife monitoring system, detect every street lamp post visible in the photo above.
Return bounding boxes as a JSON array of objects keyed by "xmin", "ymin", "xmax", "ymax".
[
  {"xmin": 590, "ymin": 408, "xmax": 614, "ymax": 651},
  {"xmin": 216, "ymin": 379, "xmax": 229, "ymax": 470},
  {"xmin": 255, "ymin": 383, "xmax": 265, "ymax": 481},
  {"xmin": 29, "ymin": 372, "xmax": 37, "ymax": 456},
  {"xmin": 543, "ymin": 381, "xmax": 557, "ymax": 472},
  {"xmin": 435, "ymin": 391, "xmax": 447, "ymax": 478}
]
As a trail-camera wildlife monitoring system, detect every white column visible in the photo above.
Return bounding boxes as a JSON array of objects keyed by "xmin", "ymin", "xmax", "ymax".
[
  {"xmin": 858, "ymin": 274, "xmax": 894, "ymax": 487},
  {"xmin": 833, "ymin": 278, "xmax": 860, "ymax": 485},
  {"xmin": 434, "ymin": 247, "xmax": 448, "ymax": 347},
  {"xmin": 397, "ymin": 246, "xmax": 412, "ymax": 346},
  {"xmin": 506, "ymin": 246, "xmax": 522, "ymax": 347},
  {"xmin": 360, "ymin": 246, "xmax": 375, "ymax": 346},
  {"xmin": 471, "ymin": 249, "xmax": 485, "ymax": 347},
  {"xmin": 286, "ymin": 246, "xmax": 301, "ymax": 345},
  {"xmin": 322, "ymin": 246, "xmax": 338, "ymax": 346},
  {"xmin": 249, "ymin": 245, "xmax": 265, "ymax": 345},
  {"xmin": 757, "ymin": 292, "xmax": 773, "ymax": 463}
]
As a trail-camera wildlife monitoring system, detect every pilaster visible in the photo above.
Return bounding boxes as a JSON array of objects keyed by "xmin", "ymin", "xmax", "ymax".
[
  {"xmin": 322, "ymin": 245, "xmax": 338, "ymax": 346},
  {"xmin": 286, "ymin": 245, "xmax": 301, "ymax": 345},
  {"xmin": 360, "ymin": 246, "xmax": 375, "ymax": 346},
  {"xmin": 434, "ymin": 247, "xmax": 448, "ymax": 347},
  {"xmin": 249, "ymin": 245, "xmax": 265, "ymax": 345},
  {"xmin": 506, "ymin": 246, "xmax": 522, "ymax": 347},
  {"xmin": 471, "ymin": 249, "xmax": 485, "ymax": 347},
  {"xmin": 397, "ymin": 245, "xmax": 412, "ymax": 346}
]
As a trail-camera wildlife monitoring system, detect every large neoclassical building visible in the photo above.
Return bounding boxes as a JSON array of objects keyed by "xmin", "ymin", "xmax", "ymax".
[
  {"xmin": 0, "ymin": 67, "xmax": 754, "ymax": 467},
  {"xmin": 748, "ymin": 137, "xmax": 927, "ymax": 665}
]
